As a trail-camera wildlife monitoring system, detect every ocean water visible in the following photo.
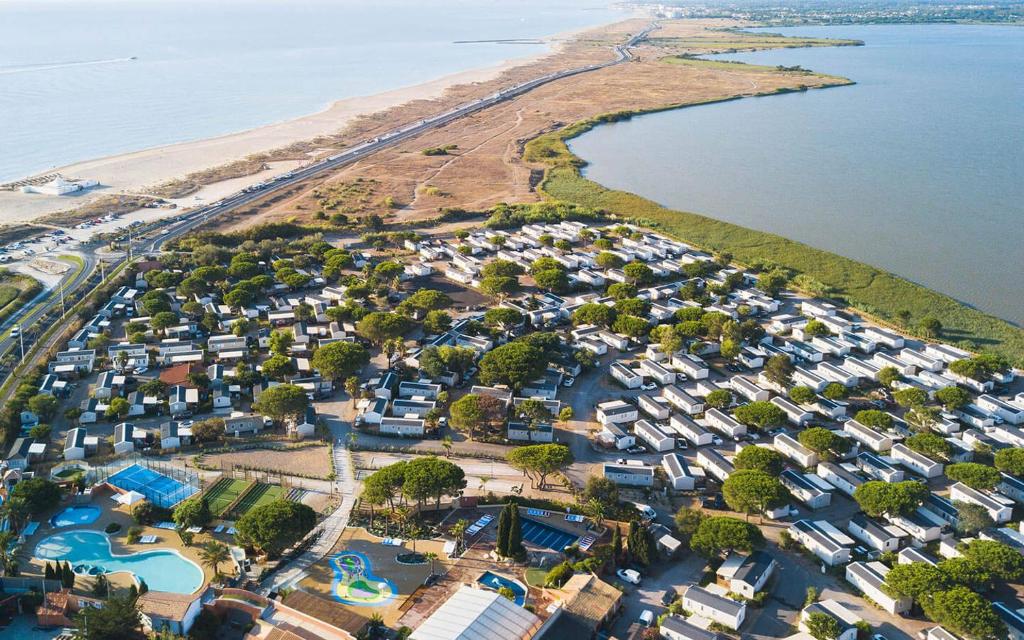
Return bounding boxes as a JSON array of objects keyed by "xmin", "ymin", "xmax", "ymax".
[
  {"xmin": 0, "ymin": 0, "xmax": 627, "ymax": 182},
  {"xmin": 569, "ymin": 25, "xmax": 1024, "ymax": 325}
]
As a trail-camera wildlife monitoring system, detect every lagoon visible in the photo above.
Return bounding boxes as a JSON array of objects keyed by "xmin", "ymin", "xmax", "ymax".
[{"xmin": 569, "ymin": 25, "xmax": 1024, "ymax": 324}]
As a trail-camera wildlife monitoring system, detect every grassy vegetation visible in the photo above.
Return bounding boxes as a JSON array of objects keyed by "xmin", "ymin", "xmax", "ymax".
[
  {"xmin": 524, "ymin": 567, "xmax": 548, "ymax": 588},
  {"xmin": 645, "ymin": 32, "xmax": 863, "ymax": 51},
  {"xmin": 0, "ymin": 271, "xmax": 42, "ymax": 327},
  {"xmin": 664, "ymin": 56, "xmax": 811, "ymax": 73},
  {"xmin": 525, "ymin": 107, "xmax": 1024, "ymax": 365},
  {"xmin": 204, "ymin": 477, "xmax": 250, "ymax": 516}
]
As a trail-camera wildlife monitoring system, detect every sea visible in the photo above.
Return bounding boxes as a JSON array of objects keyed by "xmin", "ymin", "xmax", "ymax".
[
  {"xmin": 0, "ymin": 0, "xmax": 627, "ymax": 183},
  {"xmin": 569, "ymin": 25, "xmax": 1024, "ymax": 325}
]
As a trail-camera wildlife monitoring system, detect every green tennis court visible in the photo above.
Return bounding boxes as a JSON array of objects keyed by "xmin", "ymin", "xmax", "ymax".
[
  {"xmin": 204, "ymin": 478, "xmax": 250, "ymax": 516},
  {"xmin": 231, "ymin": 482, "xmax": 285, "ymax": 517}
]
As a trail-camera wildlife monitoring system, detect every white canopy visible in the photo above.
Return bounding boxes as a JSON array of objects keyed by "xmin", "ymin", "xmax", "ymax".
[{"xmin": 115, "ymin": 490, "xmax": 146, "ymax": 505}]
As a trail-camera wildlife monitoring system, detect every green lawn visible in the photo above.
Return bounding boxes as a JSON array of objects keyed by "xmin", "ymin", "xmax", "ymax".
[
  {"xmin": 204, "ymin": 478, "xmax": 250, "ymax": 516},
  {"xmin": 232, "ymin": 482, "xmax": 285, "ymax": 517},
  {"xmin": 524, "ymin": 106, "xmax": 1024, "ymax": 365},
  {"xmin": 525, "ymin": 568, "xmax": 548, "ymax": 588}
]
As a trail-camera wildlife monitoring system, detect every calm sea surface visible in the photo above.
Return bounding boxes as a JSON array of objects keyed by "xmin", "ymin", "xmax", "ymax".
[
  {"xmin": 569, "ymin": 25, "xmax": 1024, "ymax": 325},
  {"xmin": 0, "ymin": 0, "xmax": 626, "ymax": 182}
]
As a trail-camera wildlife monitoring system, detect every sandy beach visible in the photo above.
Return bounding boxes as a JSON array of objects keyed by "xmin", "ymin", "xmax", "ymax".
[{"xmin": 0, "ymin": 28, "xmax": 595, "ymax": 225}]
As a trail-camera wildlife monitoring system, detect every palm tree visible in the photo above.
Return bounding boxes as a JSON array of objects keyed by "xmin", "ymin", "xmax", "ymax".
[
  {"xmin": 424, "ymin": 551, "xmax": 438, "ymax": 577},
  {"xmin": 450, "ymin": 519, "xmax": 469, "ymax": 554},
  {"xmin": 441, "ymin": 435, "xmax": 453, "ymax": 458},
  {"xmin": 479, "ymin": 475, "xmax": 492, "ymax": 492},
  {"xmin": 368, "ymin": 612, "xmax": 385, "ymax": 640},
  {"xmin": 199, "ymin": 541, "xmax": 230, "ymax": 581},
  {"xmin": 408, "ymin": 524, "xmax": 423, "ymax": 554},
  {"xmin": 586, "ymin": 498, "xmax": 605, "ymax": 530},
  {"xmin": 393, "ymin": 505, "xmax": 410, "ymax": 537},
  {"xmin": 0, "ymin": 531, "xmax": 16, "ymax": 576}
]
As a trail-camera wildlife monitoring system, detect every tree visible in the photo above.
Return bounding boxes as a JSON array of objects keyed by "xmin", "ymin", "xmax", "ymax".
[
  {"xmin": 946, "ymin": 462, "xmax": 1001, "ymax": 491},
  {"xmin": 595, "ymin": 252, "xmax": 624, "ymax": 269},
  {"xmin": 894, "ymin": 387, "xmax": 929, "ymax": 408},
  {"xmin": 200, "ymin": 541, "xmax": 231, "ymax": 581},
  {"xmin": 722, "ymin": 470, "xmax": 788, "ymax": 520},
  {"xmin": 27, "ymin": 394, "xmax": 58, "ymax": 421},
  {"xmin": 483, "ymin": 307, "xmax": 523, "ymax": 330},
  {"xmin": 995, "ymin": 448, "xmax": 1024, "ymax": 476},
  {"xmin": 822, "ymin": 382, "xmax": 848, "ymax": 400},
  {"xmin": 419, "ymin": 345, "xmax": 476, "ymax": 379},
  {"xmin": 674, "ymin": 508, "xmax": 706, "ymax": 542},
  {"xmin": 627, "ymin": 520, "xmax": 656, "ymax": 566},
  {"xmin": 904, "ymin": 432, "xmax": 951, "ymax": 461},
  {"xmin": 260, "ymin": 354, "xmax": 295, "ymax": 381},
  {"xmin": 853, "ymin": 480, "xmax": 928, "ymax": 518},
  {"xmin": 690, "ymin": 516, "xmax": 764, "ymax": 557},
  {"xmin": 878, "ymin": 366, "xmax": 901, "ymax": 388},
  {"xmin": 9, "ymin": 477, "xmax": 61, "ymax": 514},
  {"xmin": 935, "ymin": 386, "xmax": 971, "ymax": 411},
  {"xmin": 919, "ymin": 316, "xmax": 943, "ymax": 338},
  {"xmin": 106, "ymin": 397, "xmax": 130, "ymax": 420},
  {"xmin": 515, "ymin": 399, "xmax": 552, "ymax": 425},
  {"xmin": 611, "ymin": 526, "xmax": 623, "ymax": 566},
  {"xmin": 705, "ymin": 389, "xmax": 732, "ymax": 410},
  {"xmin": 757, "ymin": 270, "xmax": 788, "ymax": 297},
  {"xmin": 623, "ymin": 262, "xmax": 654, "ymax": 285},
  {"xmin": 508, "ymin": 504, "xmax": 524, "ymax": 556},
  {"xmin": 533, "ymin": 268, "xmax": 568, "ymax": 293},
  {"xmin": 401, "ymin": 289, "xmax": 453, "ymax": 313},
  {"xmin": 733, "ymin": 401, "xmax": 786, "ymax": 431},
  {"xmin": 479, "ymin": 275, "xmax": 520, "ymax": 299},
  {"xmin": 803, "ymin": 320, "xmax": 831, "ymax": 337},
  {"xmin": 401, "ymin": 456, "xmax": 465, "ymax": 512},
  {"xmin": 311, "ymin": 341, "xmax": 369, "ymax": 382},
  {"xmin": 173, "ymin": 496, "xmax": 212, "ymax": 530},
  {"xmin": 74, "ymin": 592, "xmax": 141, "ymax": 640},
  {"xmin": 959, "ymin": 539, "xmax": 1024, "ymax": 583},
  {"xmin": 357, "ymin": 312, "xmax": 410, "ymax": 346},
  {"xmin": 507, "ymin": 444, "xmax": 573, "ymax": 490},
  {"xmin": 854, "ymin": 409, "xmax": 893, "ymax": 431},
  {"xmin": 449, "ymin": 393, "xmax": 505, "ymax": 439},
  {"xmin": 582, "ymin": 475, "xmax": 620, "ymax": 513},
  {"xmin": 478, "ymin": 342, "xmax": 546, "ymax": 390},
  {"xmin": 954, "ymin": 501, "xmax": 995, "ymax": 536},
  {"xmin": 606, "ymin": 282, "xmax": 636, "ymax": 300},
  {"xmin": 798, "ymin": 427, "xmax": 850, "ymax": 462},
  {"xmin": 422, "ymin": 310, "xmax": 452, "ymax": 334},
  {"xmin": 733, "ymin": 446, "xmax": 785, "ymax": 476},
  {"xmin": 545, "ymin": 561, "xmax": 574, "ymax": 588},
  {"xmin": 480, "ymin": 260, "xmax": 524, "ymax": 279},
  {"xmin": 611, "ymin": 314, "xmax": 649, "ymax": 338},
  {"xmin": 921, "ymin": 587, "xmax": 1005, "ymax": 640},
  {"xmin": 496, "ymin": 502, "xmax": 512, "ymax": 557},
  {"xmin": 884, "ymin": 562, "xmax": 951, "ymax": 601},
  {"xmin": 805, "ymin": 612, "xmax": 842, "ymax": 640},
  {"xmin": 572, "ymin": 303, "xmax": 616, "ymax": 327},
  {"xmin": 788, "ymin": 386, "xmax": 817, "ymax": 405},
  {"xmin": 235, "ymin": 500, "xmax": 317, "ymax": 557},
  {"xmin": 268, "ymin": 330, "xmax": 294, "ymax": 356},
  {"xmin": 253, "ymin": 384, "xmax": 309, "ymax": 424},
  {"xmin": 764, "ymin": 354, "xmax": 794, "ymax": 386}
]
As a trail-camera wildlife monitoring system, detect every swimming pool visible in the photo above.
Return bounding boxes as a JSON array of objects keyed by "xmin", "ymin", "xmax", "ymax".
[
  {"xmin": 106, "ymin": 464, "xmax": 198, "ymax": 508},
  {"xmin": 35, "ymin": 530, "xmax": 204, "ymax": 594},
  {"xmin": 520, "ymin": 518, "xmax": 579, "ymax": 552},
  {"xmin": 50, "ymin": 505, "xmax": 101, "ymax": 527},
  {"xmin": 478, "ymin": 571, "xmax": 527, "ymax": 606}
]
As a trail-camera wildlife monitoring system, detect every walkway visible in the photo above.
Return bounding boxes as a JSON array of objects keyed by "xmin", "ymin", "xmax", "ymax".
[{"xmin": 265, "ymin": 405, "xmax": 358, "ymax": 593}]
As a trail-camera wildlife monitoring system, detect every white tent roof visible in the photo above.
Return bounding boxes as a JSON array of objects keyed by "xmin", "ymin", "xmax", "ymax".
[
  {"xmin": 115, "ymin": 490, "xmax": 146, "ymax": 505},
  {"xmin": 411, "ymin": 585, "xmax": 541, "ymax": 640}
]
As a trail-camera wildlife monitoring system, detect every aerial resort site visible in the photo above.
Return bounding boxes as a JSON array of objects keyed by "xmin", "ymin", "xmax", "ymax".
[{"xmin": 0, "ymin": 2, "xmax": 1023, "ymax": 640}]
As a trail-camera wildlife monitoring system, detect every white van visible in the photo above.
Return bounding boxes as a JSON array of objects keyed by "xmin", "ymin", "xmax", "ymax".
[{"xmin": 639, "ymin": 610, "xmax": 655, "ymax": 627}]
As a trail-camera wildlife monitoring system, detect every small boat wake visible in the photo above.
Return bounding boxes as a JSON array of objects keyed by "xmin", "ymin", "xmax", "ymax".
[{"xmin": 0, "ymin": 56, "xmax": 137, "ymax": 75}]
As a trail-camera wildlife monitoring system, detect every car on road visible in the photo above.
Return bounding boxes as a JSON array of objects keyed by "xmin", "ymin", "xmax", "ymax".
[
  {"xmin": 179, "ymin": 420, "xmax": 194, "ymax": 428},
  {"xmin": 625, "ymin": 445, "xmax": 646, "ymax": 455},
  {"xmin": 871, "ymin": 635, "xmax": 888, "ymax": 640},
  {"xmin": 676, "ymin": 373, "xmax": 688, "ymax": 383},
  {"xmin": 638, "ymin": 610, "xmax": 654, "ymax": 627},
  {"xmin": 134, "ymin": 367, "xmax": 148, "ymax": 375},
  {"xmin": 616, "ymin": 569, "xmax": 641, "ymax": 585},
  {"xmin": 562, "ymin": 377, "xmax": 575, "ymax": 388},
  {"xmin": 640, "ymin": 382, "xmax": 658, "ymax": 391},
  {"xmin": 711, "ymin": 436, "xmax": 724, "ymax": 446},
  {"xmin": 702, "ymin": 494, "xmax": 726, "ymax": 510},
  {"xmin": 10, "ymin": 325, "xmax": 19, "ymax": 337}
]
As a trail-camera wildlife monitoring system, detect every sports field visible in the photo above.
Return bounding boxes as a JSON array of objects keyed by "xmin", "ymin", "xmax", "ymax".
[
  {"xmin": 231, "ymin": 482, "xmax": 285, "ymax": 517},
  {"xmin": 204, "ymin": 478, "xmax": 250, "ymax": 516}
]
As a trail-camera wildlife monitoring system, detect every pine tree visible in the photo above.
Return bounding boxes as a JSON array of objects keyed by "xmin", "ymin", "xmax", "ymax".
[
  {"xmin": 627, "ymin": 520, "xmax": 640, "ymax": 563},
  {"xmin": 508, "ymin": 505, "xmax": 523, "ymax": 556},
  {"xmin": 62, "ymin": 560, "xmax": 75, "ymax": 589},
  {"xmin": 496, "ymin": 504, "xmax": 511, "ymax": 557},
  {"xmin": 611, "ymin": 526, "xmax": 622, "ymax": 567},
  {"xmin": 45, "ymin": 562, "xmax": 55, "ymax": 580}
]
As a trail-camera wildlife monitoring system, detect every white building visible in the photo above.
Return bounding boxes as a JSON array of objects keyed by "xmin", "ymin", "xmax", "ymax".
[
  {"xmin": 780, "ymin": 470, "xmax": 831, "ymax": 509},
  {"xmin": 845, "ymin": 561, "xmax": 911, "ymax": 615},
  {"xmin": 789, "ymin": 520, "xmax": 853, "ymax": 566},
  {"xmin": 596, "ymin": 400, "xmax": 638, "ymax": 425},
  {"xmin": 662, "ymin": 453, "xmax": 696, "ymax": 491},
  {"xmin": 949, "ymin": 482, "xmax": 1014, "ymax": 524},
  {"xmin": 603, "ymin": 462, "xmax": 655, "ymax": 487},
  {"xmin": 704, "ymin": 408, "xmax": 746, "ymax": 439},
  {"xmin": 770, "ymin": 396, "xmax": 813, "ymax": 426},
  {"xmin": 716, "ymin": 550, "xmax": 776, "ymax": 599},
  {"xmin": 611, "ymin": 362, "xmax": 643, "ymax": 389},
  {"xmin": 662, "ymin": 385, "xmax": 705, "ymax": 415},
  {"xmin": 634, "ymin": 419, "xmax": 674, "ymax": 452},
  {"xmin": 891, "ymin": 443, "xmax": 944, "ymax": 478},
  {"xmin": 672, "ymin": 353, "xmax": 709, "ymax": 380},
  {"xmin": 681, "ymin": 585, "xmax": 746, "ymax": 630},
  {"xmin": 697, "ymin": 448, "xmax": 734, "ymax": 483},
  {"xmin": 846, "ymin": 514, "xmax": 906, "ymax": 553},
  {"xmin": 774, "ymin": 433, "xmax": 819, "ymax": 468},
  {"xmin": 669, "ymin": 414, "xmax": 713, "ymax": 447},
  {"xmin": 844, "ymin": 420, "xmax": 893, "ymax": 453}
]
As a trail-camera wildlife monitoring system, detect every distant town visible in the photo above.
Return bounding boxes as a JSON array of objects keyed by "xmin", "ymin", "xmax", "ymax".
[{"xmin": 644, "ymin": 1, "xmax": 1024, "ymax": 25}]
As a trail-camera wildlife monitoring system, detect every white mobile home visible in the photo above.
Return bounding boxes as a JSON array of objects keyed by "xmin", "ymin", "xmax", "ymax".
[
  {"xmin": 704, "ymin": 408, "xmax": 746, "ymax": 440},
  {"xmin": 731, "ymin": 376, "xmax": 770, "ymax": 402},
  {"xmin": 790, "ymin": 520, "xmax": 853, "ymax": 566},
  {"xmin": 697, "ymin": 448, "xmax": 735, "ymax": 483},
  {"xmin": 637, "ymin": 394, "xmax": 670, "ymax": 420},
  {"xmin": 662, "ymin": 385, "xmax": 705, "ymax": 415},
  {"xmin": 672, "ymin": 353, "xmax": 709, "ymax": 380},
  {"xmin": 681, "ymin": 585, "xmax": 746, "ymax": 631},
  {"xmin": 639, "ymin": 359, "xmax": 676, "ymax": 385},
  {"xmin": 816, "ymin": 462, "xmax": 863, "ymax": 497},
  {"xmin": 780, "ymin": 470, "xmax": 831, "ymax": 509},
  {"xmin": 662, "ymin": 453, "xmax": 696, "ymax": 491},
  {"xmin": 845, "ymin": 561, "xmax": 910, "ymax": 614},
  {"xmin": 771, "ymin": 396, "xmax": 813, "ymax": 426},
  {"xmin": 847, "ymin": 514, "xmax": 906, "ymax": 553},
  {"xmin": 669, "ymin": 414, "xmax": 713, "ymax": 447},
  {"xmin": 891, "ymin": 443, "xmax": 944, "ymax": 478},
  {"xmin": 844, "ymin": 420, "xmax": 893, "ymax": 453},
  {"xmin": 603, "ymin": 462, "xmax": 655, "ymax": 487},
  {"xmin": 634, "ymin": 419, "xmax": 675, "ymax": 452},
  {"xmin": 949, "ymin": 482, "xmax": 1013, "ymax": 524},
  {"xmin": 596, "ymin": 400, "xmax": 638, "ymax": 425},
  {"xmin": 774, "ymin": 433, "xmax": 819, "ymax": 468}
]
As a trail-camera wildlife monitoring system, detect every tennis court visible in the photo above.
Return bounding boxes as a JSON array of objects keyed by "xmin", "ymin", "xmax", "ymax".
[
  {"xmin": 204, "ymin": 478, "xmax": 250, "ymax": 516},
  {"xmin": 107, "ymin": 464, "xmax": 198, "ymax": 508},
  {"xmin": 520, "ymin": 518, "xmax": 578, "ymax": 551},
  {"xmin": 231, "ymin": 482, "xmax": 285, "ymax": 517}
]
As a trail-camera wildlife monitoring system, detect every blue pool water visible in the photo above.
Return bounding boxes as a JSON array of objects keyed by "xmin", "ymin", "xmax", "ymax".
[
  {"xmin": 35, "ymin": 530, "xmax": 204, "ymax": 594},
  {"xmin": 50, "ymin": 506, "xmax": 101, "ymax": 528},
  {"xmin": 520, "ymin": 518, "xmax": 578, "ymax": 552},
  {"xmin": 478, "ymin": 571, "xmax": 527, "ymax": 607},
  {"xmin": 106, "ymin": 464, "xmax": 197, "ymax": 508}
]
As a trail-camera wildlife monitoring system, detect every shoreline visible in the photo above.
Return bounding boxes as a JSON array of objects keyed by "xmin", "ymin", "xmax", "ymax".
[{"xmin": 0, "ymin": 21, "xmax": 613, "ymax": 225}]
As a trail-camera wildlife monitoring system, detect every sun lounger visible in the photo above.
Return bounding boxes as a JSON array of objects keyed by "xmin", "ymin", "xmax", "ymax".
[
  {"xmin": 578, "ymin": 535, "xmax": 596, "ymax": 551},
  {"xmin": 227, "ymin": 527, "xmax": 237, "ymax": 535},
  {"xmin": 526, "ymin": 509, "xmax": 551, "ymax": 518},
  {"xmin": 156, "ymin": 521, "xmax": 177, "ymax": 530},
  {"xmin": 187, "ymin": 526, "xmax": 202, "ymax": 534},
  {"xmin": 382, "ymin": 538, "xmax": 403, "ymax": 547},
  {"xmin": 565, "ymin": 514, "xmax": 586, "ymax": 523},
  {"xmin": 139, "ymin": 535, "xmax": 158, "ymax": 544},
  {"xmin": 214, "ymin": 525, "xmax": 225, "ymax": 533}
]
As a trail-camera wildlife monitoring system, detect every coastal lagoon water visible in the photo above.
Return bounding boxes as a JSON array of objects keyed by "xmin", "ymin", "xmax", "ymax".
[
  {"xmin": 0, "ymin": 0, "xmax": 627, "ymax": 182},
  {"xmin": 570, "ymin": 25, "xmax": 1024, "ymax": 324}
]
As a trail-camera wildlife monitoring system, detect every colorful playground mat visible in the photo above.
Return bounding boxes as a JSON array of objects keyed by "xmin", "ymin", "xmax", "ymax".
[{"xmin": 329, "ymin": 550, "xmax": 398, "ymax": 607}]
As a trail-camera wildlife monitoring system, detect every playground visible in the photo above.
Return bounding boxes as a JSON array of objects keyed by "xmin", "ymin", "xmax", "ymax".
[{"xmin": 299, "ymin": 528, "xmax": 447, "ymax": 627}]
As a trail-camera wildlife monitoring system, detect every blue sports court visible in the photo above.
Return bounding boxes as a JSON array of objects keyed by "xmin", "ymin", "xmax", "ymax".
[
  {"xmin": 106, "ymin": 463, "xmax": 198, "ymax": 508},
  {"xmin": 520, "ymin": 518, "xmax": 578, "ymax": 551}
]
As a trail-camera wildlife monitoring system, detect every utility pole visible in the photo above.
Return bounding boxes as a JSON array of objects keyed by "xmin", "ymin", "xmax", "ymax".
[
  {"xmin": 59, "ymin": 280, "xmax": 66, "ymax": 319},
  {"xmin": 18, "ymin": 327, "xmax": 24, "ymax": 361},
  {"xmin": 127, "ymin": 225, "xmax": 133, "ymax": 261},
  {"xmin": 100, "ymin": 260, "xmax": 105, "ymax": 281}
]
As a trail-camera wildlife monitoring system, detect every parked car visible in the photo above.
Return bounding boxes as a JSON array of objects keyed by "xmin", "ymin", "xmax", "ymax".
[
  {"xmin": 702, "ymin": 494, "xmax": 726, "ymax": 510},
  {"xmin": 626, "ymin": 445, "xmax": 646, "ymax": 455},
  {"xmin": 640, "ymin": 382, "xmax": 657, "ymax": 391},
  {"xmin": 616, "ymin": 569, "xmax": 641, "ymax": 585},
  {"xmin": 661, "ymin": 588, "xmax": 676, "ymax": 606},
  {"xmin": 711, "ymin": 436, "xmax": 724, "ymax": 446},
  {"xmin": 562, "ymin": 377, "xmax": 575, "ymax": 388}
]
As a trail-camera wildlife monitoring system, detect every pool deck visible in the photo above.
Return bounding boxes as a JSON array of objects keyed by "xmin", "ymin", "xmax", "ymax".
[{"xmin": 17, "ymin": 486, "xmax": 220, "ymax": 596}]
